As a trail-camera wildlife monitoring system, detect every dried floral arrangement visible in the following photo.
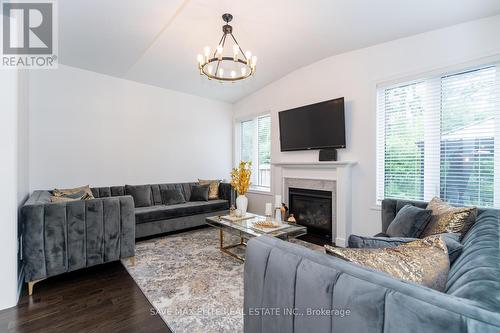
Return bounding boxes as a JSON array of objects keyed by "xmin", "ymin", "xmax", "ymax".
[{"xmin": 230, "ymin": 161, "xmax": 252, "ymax": 195}]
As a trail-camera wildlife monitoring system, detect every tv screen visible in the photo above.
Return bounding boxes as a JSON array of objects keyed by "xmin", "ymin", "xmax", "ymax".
[{"xmin": 279, "ymin": 97, "xmax": 346, "ymax": 151}]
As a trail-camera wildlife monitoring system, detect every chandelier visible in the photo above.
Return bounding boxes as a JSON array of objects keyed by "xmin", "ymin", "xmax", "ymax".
[{"xmin": 197, "ymin": 13, "xmax": 257, "ymax": 82}]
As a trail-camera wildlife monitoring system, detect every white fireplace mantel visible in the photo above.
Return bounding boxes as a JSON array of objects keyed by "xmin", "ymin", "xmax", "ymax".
[{"xmin": 272, "ymin": 161, "xmax": 356, "ymax": 246}]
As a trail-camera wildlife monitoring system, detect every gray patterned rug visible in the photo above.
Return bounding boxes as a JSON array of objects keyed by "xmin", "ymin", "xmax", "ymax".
[{"xmin": 122, "ymin": 227, "xmax": 322, "ymax": 333}]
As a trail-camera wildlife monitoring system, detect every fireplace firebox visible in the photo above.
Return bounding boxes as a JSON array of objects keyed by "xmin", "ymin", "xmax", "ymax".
[{"xmin": 289, "ymin": 187, "xmax": 333, "ymax": 241}]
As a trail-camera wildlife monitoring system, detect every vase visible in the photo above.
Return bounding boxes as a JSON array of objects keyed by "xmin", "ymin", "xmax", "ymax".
[{"xmin": 236, "ymin": 194, "xmax": 248, "ymax": 216}]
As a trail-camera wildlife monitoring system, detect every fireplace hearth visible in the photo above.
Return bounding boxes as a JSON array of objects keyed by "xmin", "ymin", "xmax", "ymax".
[{"xmin": 289, "ymin": 187, "xmax": 333, "ymax": 241}]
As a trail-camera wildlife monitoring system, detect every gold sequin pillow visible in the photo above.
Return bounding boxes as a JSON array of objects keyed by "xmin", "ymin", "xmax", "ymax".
[
  {"xmin": 198, "ymin": 179, "xmax": 221, "ymax": 200},
  {"xmin": 325, "ymin": 236, "xmax": 449, "ymax": 291},
  {"xmin": 419, "ymin": 197, "xmax": 477, "ymax": 238}
]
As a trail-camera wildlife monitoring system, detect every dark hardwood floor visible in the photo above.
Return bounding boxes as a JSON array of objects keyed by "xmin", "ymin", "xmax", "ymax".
[{"xmin": 0, "ymin": 262, "xmax": 172, "ymax": 333}]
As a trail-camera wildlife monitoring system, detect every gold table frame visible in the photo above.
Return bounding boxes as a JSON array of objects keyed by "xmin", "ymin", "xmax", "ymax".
[{"xmin": 207, "ymin": 214, "xmax": 307, "ymax": 262}]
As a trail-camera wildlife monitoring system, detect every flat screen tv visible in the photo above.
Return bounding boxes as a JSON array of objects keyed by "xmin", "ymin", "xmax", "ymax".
[{"xmin": 279, "ymin": 97, "xmax": 346, "ymax": 151}]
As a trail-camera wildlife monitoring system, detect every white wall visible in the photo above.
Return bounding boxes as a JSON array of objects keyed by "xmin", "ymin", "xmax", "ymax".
[
  {"xmin": 0, "ymin": 69, "xmax": 20, "ymax": 310},
  {"xmin": 233, "ymin": 15, "xmax": 500, "ymax": 236},
  {"xmin": 17, "ymin": 71, "xmax": 30, "ymax": 296},
  {"xmin": 0, "ymin": 68, "xmax": 29, "ymax": 309},
  {"xmin": 29, "ymin": 65, "xmax": 233, "ymax": 190}
]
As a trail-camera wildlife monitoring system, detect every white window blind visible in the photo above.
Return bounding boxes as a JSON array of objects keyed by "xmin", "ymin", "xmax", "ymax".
[
  {"xmin": 238, "ymin": 114, "xmax": 271, "ymax": 190},
  {"xmin": 377, "ymin": 64, "xmax": 500, "ymax": 207}
]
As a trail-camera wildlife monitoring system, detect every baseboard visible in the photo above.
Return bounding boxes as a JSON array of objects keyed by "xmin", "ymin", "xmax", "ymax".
[{"xmin": 335, "ymin": 237, "xmax": 346, "ymax": 247}]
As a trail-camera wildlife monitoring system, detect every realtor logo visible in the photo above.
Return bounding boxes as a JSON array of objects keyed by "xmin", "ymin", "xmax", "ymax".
[{"xmin": 1, "ymin": 0, "xmax": 58, "ymax": 68}]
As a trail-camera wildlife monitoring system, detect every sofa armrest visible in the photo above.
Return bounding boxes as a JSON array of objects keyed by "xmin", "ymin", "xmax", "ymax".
[
  {"xmin": 22, "ymin": 194, "xmax": 135, "ymax": 282},
  {"xmin": 218, "ymin": 182, "xmax": 235, "ymax": 207},
  {"xmin": 244, "ymin": 236, "xmax": 500, "ymax": 333}
]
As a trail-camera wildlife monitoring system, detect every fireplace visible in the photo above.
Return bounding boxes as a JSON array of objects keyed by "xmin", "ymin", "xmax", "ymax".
[{"xmin": 289, "ymin": 187, "xmax": 333, "ymax": 241}]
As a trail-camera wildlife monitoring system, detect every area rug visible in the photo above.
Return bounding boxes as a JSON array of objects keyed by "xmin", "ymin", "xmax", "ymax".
[{"xmin": 122, "ymin": 227, "xmax": 322, "ymax": 333}]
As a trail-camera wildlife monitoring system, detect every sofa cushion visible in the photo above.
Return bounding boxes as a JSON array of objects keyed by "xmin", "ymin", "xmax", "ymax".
[
  {"xmin": 386, "ymin": 204, "xmax": 432, "ymax": 237},
  {"xmin": 190, "ymin": 184, "xmax": 210, "ymax": 201},
  {"xmin": 348, "ymin": 233, "xmax": 463, "ymax": 265},
  {"xmin": 326, "ymin": 236, "xmax": 450, "ymax": 291},
  {"xmin": 135, "ymin": 200, "xmax": 229, "ymax": 224},
  {"xmin": 50, "ymin": 190, "xmax": 92, "ymax": 203},
  {"xmin": 420, "ymin": 197, "xmax": 477, "ymax": 238},
  {"xmin": 125, "ymin": 185, "xmax": 152, "ymax": 208},
  {"xmin": 161, "ymin": 188, "xmax": 186, "ymax": 205},
  {"xmin": 53, "ymin": 185, "xmax": 95, "ymax": 199},
  {"xmin": 198, "ymin": 179, "xmax": 222, "ymax": 200}
]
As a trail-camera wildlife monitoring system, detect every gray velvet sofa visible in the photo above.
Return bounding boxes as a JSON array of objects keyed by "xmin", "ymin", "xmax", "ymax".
[
  {"xmin": 22, "ymin": 182, "xmax": 234, "ymax": 295},
  {"xmin": 90, "ymin": 182, "xmax": 234, "ymax": 238},
  {"xmin": 22, "ymin": 190, "xmax": 136, "ymax": 295},
  {"xmin": 244, "ymin": 199, "xmax": 500, "ymax": 332}
]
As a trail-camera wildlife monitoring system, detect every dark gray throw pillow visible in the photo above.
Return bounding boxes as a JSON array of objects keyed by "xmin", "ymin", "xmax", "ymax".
[
  {"xmin": 161, "ymin": 189, "xmax": 186, "ymax": 205},
  {"xmin": 348, "ymin": 233, "xmax": 463, "ymax": 264},
  {"xmin": 125, "ymin": 185, "xmax": 152, "ymax": 208},
  {"xmin": 190, "ymin": 184, "xmax": 210, "ymax": 201},
  {"xmin": 386, "ymin": 204, "xmax": 432, "ymax": 238}
]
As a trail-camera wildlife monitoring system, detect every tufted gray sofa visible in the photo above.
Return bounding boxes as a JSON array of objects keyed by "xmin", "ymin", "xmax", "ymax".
[
  {"xmin": 90, "ymin": 182, "xmax": 234, "ymax": 238},
  {"xmin": 22, "ymin": 182, "xmax": 234, "ymax": 295},
  {"xmin": 244, "ymin": 199, "xmax": 500, "ymax": 332},
  {"xmin": 22, "ymin": 190, "xmax": 136, "ymax": 295}
]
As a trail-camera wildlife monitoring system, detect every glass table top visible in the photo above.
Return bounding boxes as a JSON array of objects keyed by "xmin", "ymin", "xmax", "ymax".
[{"xmin": 206, "ymin": 213, "xmax": 307, "ymax": 239}]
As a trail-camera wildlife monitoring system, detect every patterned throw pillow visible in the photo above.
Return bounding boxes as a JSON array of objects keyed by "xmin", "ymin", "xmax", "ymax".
[
  {"xmin": 53, "ymin": 185, "xmax": 94, "ymax": 199},
  {"xmin": 50, "ymin": 190, "xmax": 92, "ymax": 203},
  {"xmin": 348, "ymin": 233, "xmax": 463, "ymax": 265},
  {"xmin": 325, "ymin": 236, "xmax": 450, "ymax": 291},
  {"xmin": 419, "ymin": 197, "xmax": 477, "ymax": 238},
  {"xmin": 198, "ymin": 179, "xmax": 221, "ymax": 200}
]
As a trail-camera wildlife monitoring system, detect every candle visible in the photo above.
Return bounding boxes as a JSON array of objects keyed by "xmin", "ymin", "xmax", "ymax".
[
  {"xmin": 265, "ymin": 203, "xmax": 273, "ymax": 216},
  {"xmin": 275, "ymin": 195, "xmax": 282, "ymax": 208}
]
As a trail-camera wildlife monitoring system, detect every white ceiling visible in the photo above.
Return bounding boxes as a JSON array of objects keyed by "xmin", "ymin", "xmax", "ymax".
[{"xmin": 59, "ymin": 0, "xmax": 500, "ymax": 103}]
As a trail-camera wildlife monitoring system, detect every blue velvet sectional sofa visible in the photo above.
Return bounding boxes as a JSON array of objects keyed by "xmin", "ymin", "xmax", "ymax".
[
  {"xmin": 22, "ymin": 182, "xmax": 234, "ymax": 295},
  {"xmin": 244, "ymin": 199, "xmax": 500, "ymax": 332}
]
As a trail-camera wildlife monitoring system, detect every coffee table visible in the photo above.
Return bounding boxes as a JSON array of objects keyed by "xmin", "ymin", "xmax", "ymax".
[{"xmin": 205, "ymin": 213, "xmax": 307, "ymax": 262}]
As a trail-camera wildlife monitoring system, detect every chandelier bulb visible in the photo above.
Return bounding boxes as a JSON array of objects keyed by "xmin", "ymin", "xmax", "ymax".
[
  {"xmin": 231, "ymin": 70, "xmax": 236, "ymax": 78},
  {"xmin": 245, "ymin": 51, "xmax": 252, "ymax": 63},
  {"xmin": 197, "ymin": 54, "xmax": 203, "ymax": 65},
  {"xmin": 218, "ymin": 68, "xmax": 224, "ymax": 77}
]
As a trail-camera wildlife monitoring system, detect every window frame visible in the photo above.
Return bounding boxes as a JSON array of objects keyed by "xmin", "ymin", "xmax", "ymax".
[
  {"xmin": 234, "ymin": 113, "xmax": 272, "ymax": 192},
  {"xmin": 376, "ymin": 62, "xmax": 500, "ymax": 208}
]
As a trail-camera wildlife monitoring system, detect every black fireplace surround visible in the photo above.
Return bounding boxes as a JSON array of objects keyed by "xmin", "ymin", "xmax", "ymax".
[{"xmin": 289, "ymin": 187, "xmax": 332, "ymax": 240}]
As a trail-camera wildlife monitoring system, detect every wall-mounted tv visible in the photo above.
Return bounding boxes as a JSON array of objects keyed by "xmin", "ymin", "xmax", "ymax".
[{"xmin": 278, "ymin": 97, "xmax": 346, "ymax": 151}]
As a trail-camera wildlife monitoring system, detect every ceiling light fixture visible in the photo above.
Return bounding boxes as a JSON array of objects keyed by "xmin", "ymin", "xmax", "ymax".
[{"xmin": 197, "ymin": 13, "xmax": 256, "ymax": 82}]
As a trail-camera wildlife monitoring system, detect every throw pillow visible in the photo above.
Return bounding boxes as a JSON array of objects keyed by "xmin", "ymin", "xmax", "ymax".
[
  {"xmin": 50, "ymin": 190, "xmax": 92, "ymax": 203},
  {"xmin": 198, "ymin": 179, "xmax": 221, "ymax": 200},
  {"xmin": 125, "ymin": 185, "xmax": 152, "ymax": 208},
  {"xmin": 325, "ymin": 236, "xmax": 450, "ymax": 291},
  {"xmin": 190, "ymin": 184, "xmax": 210, "ymax": 201},
  {"xmin": 420, "ymin": 197, "xmax": 477, "ymax": 238},
  {"xmin": 53, "ymin": 185, "xmax": 94, "ymax": 199},
  {"xmin": 348, "ymin": 233, "xmax": 463, "ymax": 265},
  {"xmin": 385, "ymin": 204, "xmax": 432, "ymax": 238},
  {"xmin": 161, "ymin": 189, "xmax": 186, "ymax": 205}
]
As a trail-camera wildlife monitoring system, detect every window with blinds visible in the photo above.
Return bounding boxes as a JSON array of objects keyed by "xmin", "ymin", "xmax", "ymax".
[
  {"xmin": 238, "ymin": 114, "xmax": 271, "ymax": 190},
  {"xmin": 377, "ymin": 64, "xmax": 500, "ymax": 207}
]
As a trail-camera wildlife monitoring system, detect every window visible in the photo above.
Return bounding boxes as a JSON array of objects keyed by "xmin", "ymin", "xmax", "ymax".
[
  {"xmin": 377, "ymin": 64, "xmax": 500, "ymax": 207},
  {"xmin": 237, "ymin": 114, "xmax": 271, "ymax": 190}
]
